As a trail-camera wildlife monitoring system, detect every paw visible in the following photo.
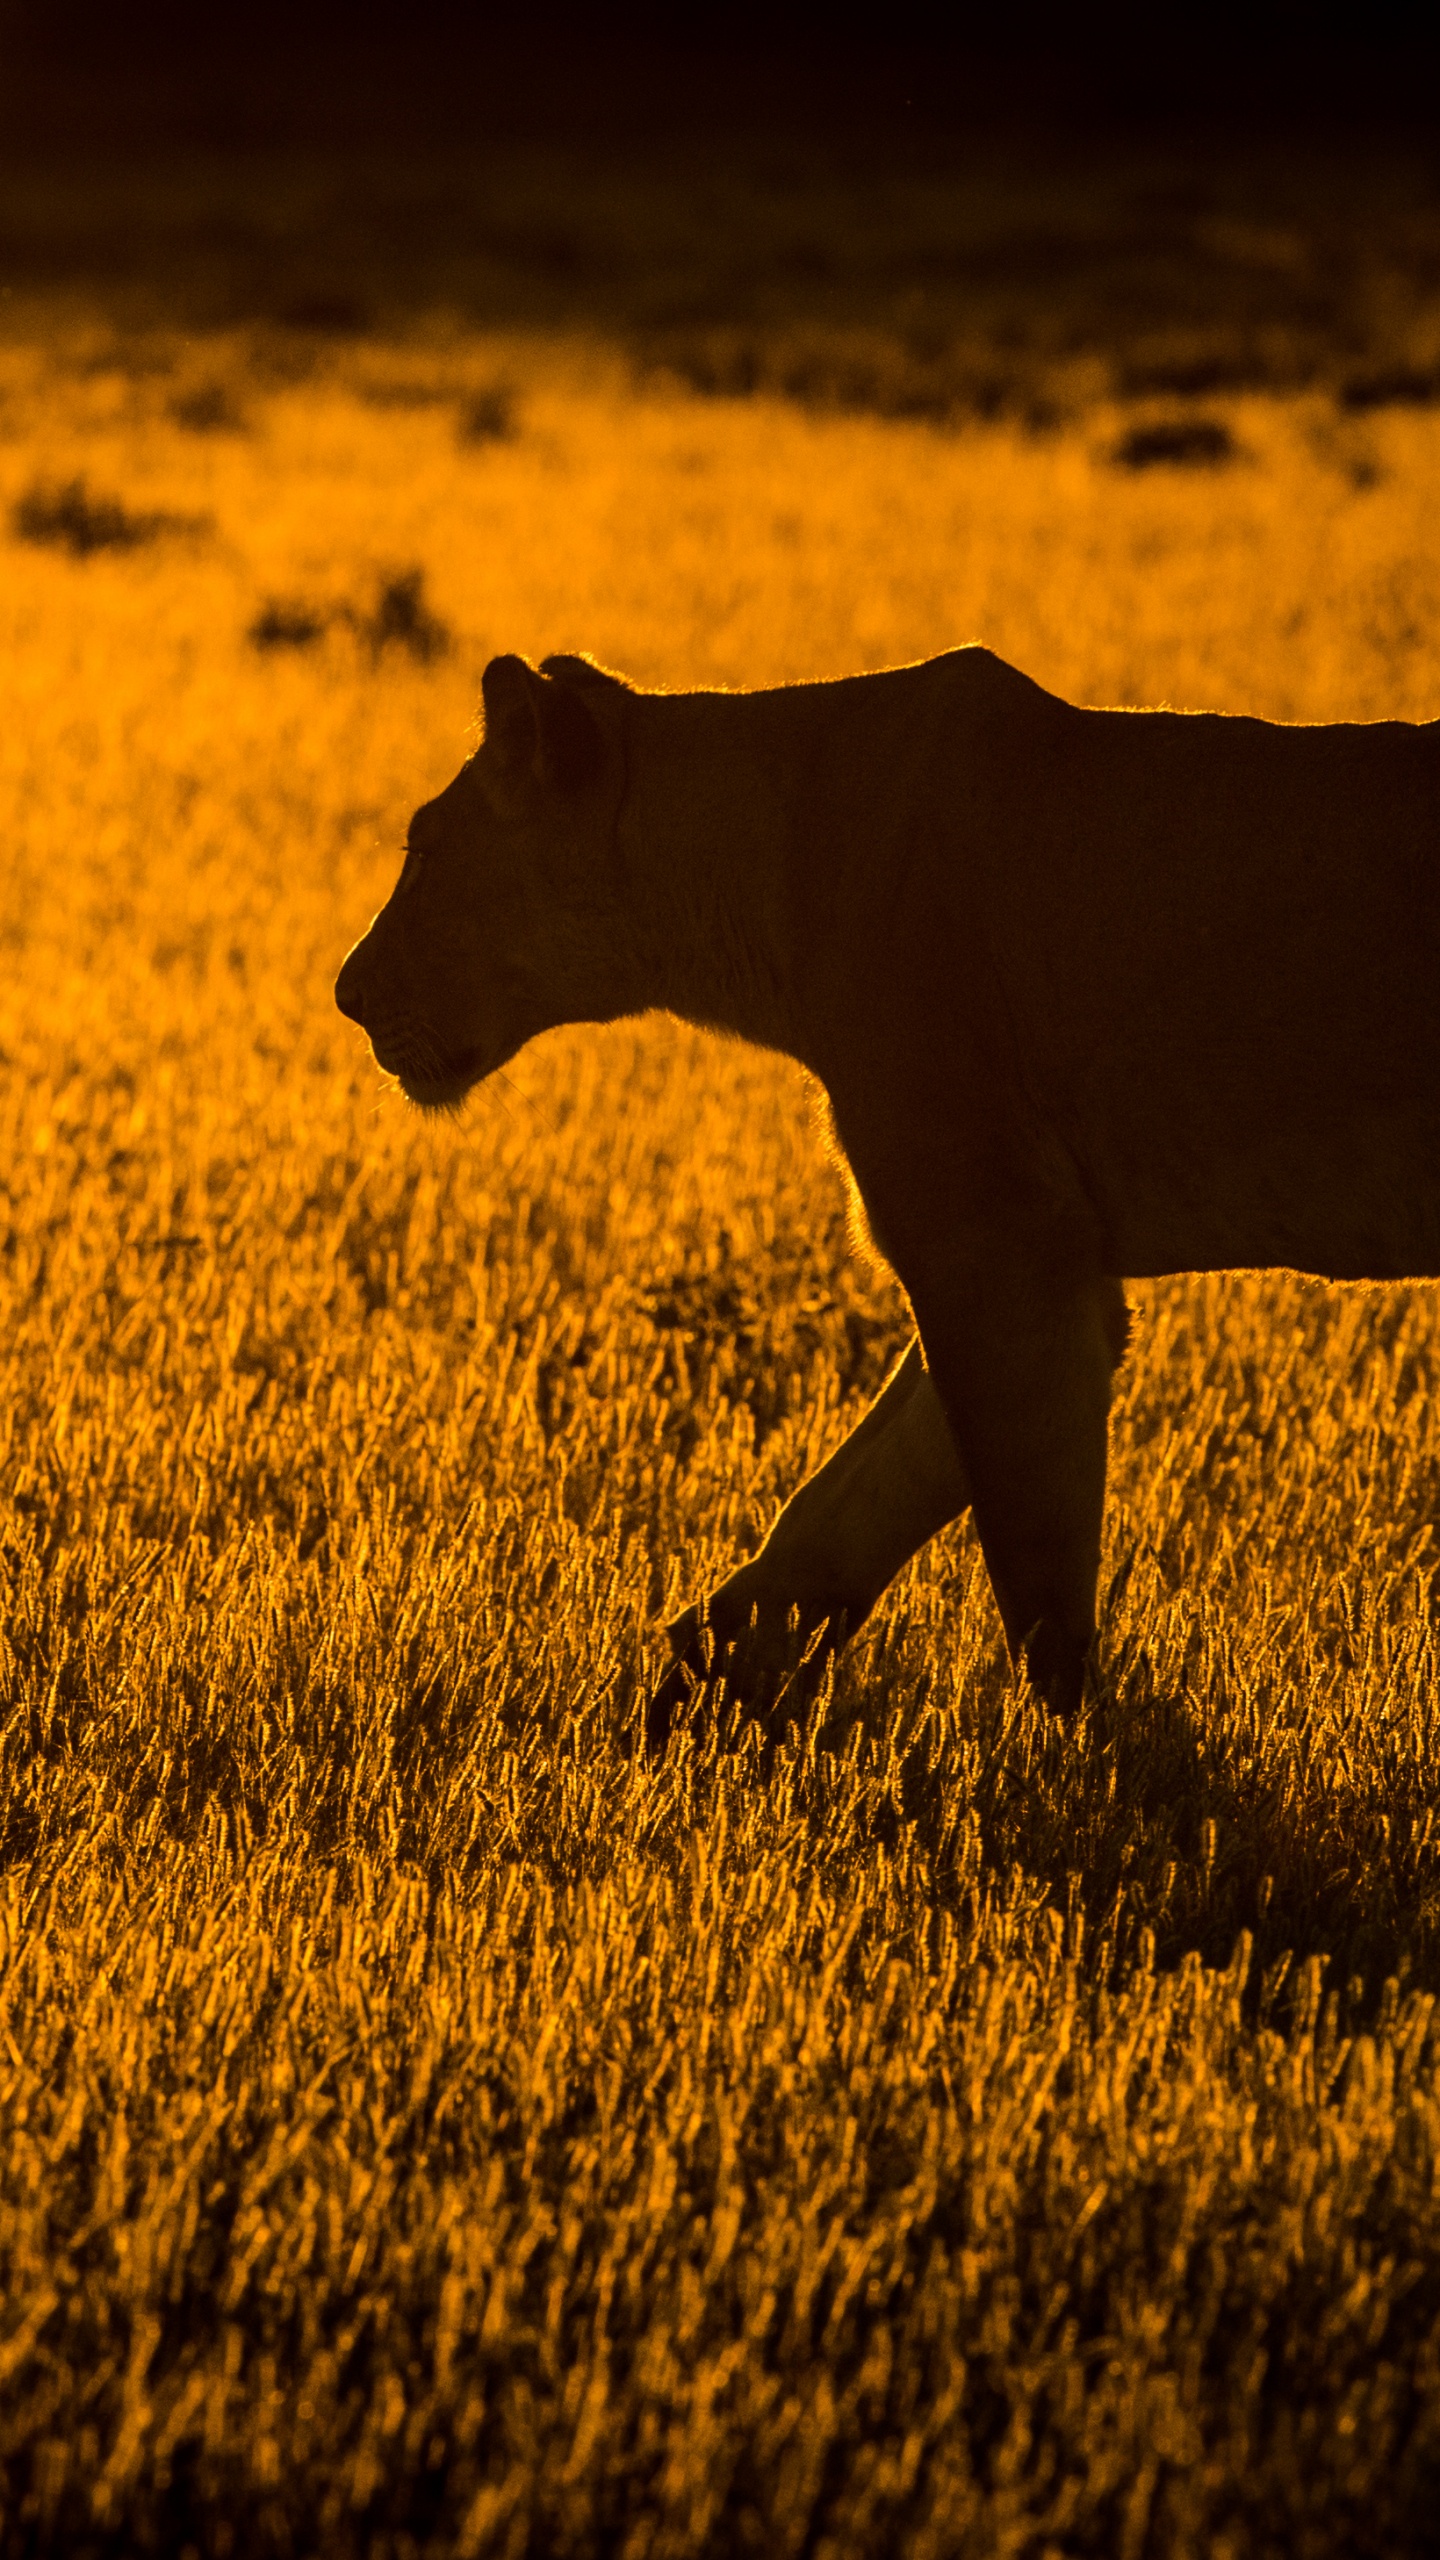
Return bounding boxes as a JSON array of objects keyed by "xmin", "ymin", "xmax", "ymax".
[
  {"xmin": 643, "ymin": 1594, "xmax": 847, "ymax": 1754},
  {"xmin": 643, "ymin": 1606, "xmax": 714, "ymax": 1755}
]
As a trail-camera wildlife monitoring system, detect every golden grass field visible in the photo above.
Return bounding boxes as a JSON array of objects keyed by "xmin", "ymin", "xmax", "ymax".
[{"xmin": 4, "ymin": 197, "xmax": 1440, "ymax": 2550}]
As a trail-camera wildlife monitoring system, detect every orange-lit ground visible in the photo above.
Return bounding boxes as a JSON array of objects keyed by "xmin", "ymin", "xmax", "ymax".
[{"xmin": 3, "ymin": 145, "xmax": 1440, "ymax": 2551}]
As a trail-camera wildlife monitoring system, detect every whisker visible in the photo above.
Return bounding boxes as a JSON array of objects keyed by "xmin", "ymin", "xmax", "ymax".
[
  {"xmin": 495, "ymin": 1067, "xmax": 557, "ymax": 1138},
  {"xmin": 479, "ymin": 1078, "xmax": 519, "ymax": 1131}
]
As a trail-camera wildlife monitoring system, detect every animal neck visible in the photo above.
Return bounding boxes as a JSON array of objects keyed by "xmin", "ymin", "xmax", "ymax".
[{"xmin": 613, "ymin": 687, "xmax": 815, "ymax": 1063}]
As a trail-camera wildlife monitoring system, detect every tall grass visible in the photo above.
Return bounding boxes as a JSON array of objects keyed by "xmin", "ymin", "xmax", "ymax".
[{"xmin": 2, "ymin": 299, "xmax": 1440, "ymax": 2553}]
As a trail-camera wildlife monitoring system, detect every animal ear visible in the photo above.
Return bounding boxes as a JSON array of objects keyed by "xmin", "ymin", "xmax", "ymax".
[
  {"xmin": 538, "ymin": 651, "xmax": 633, "ymax": 695},
  {"xmin": 480, "ymin": 652, "xmax": 607, "ymax": 794},
  {"xmin": 480, "ymin": 653, "xmax": 544, "ymax": 776},
  {"xmin": 539, "ymin": 677, "xmax": 607, "ymax": 791}
]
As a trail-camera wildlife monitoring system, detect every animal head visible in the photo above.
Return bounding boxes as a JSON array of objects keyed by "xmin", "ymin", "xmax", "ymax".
[{"xmin": 334, "ymin": 653, "xmax": 633, "ymax": 1110}]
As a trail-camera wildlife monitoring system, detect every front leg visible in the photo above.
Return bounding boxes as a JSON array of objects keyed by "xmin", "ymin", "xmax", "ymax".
[{"xmin": 648, "ymin": 1335, "xmax": 969, "ymax": 1747}]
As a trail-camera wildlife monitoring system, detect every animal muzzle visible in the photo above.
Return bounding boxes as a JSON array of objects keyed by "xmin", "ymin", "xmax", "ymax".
[
  {"xmin": 335, "ymin": 942, "xmax": 490, "ymax": 1103},
  {"xmin": 334, "ymin": 952, "xmax": 371, "ymax": 1026}
]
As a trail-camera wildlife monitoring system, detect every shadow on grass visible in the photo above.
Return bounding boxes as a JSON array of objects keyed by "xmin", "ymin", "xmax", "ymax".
[
  {"xmin": 714, "ymin": 1585, "xmax": 1440, "ymax": 2016},
  {"xmin": 948, "ymin": 1635, "xmax": 1440, "ymax": 2011}
]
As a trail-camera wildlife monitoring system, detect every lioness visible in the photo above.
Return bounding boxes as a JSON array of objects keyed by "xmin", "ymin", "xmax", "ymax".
[{"xmin": 335, "ymin": 646, "xmax": 1440, "ymax": 1728}]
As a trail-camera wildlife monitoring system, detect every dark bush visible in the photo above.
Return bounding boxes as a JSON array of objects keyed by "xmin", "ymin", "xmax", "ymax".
[
  {"xmin": 248, "ymin": 598, "xmax": 329, "ymax": 650},
  {"xmin": 169, "ymin": 381, "xmax": 247, "ymax": 433},
  {"xmin": 1112, "ymin": 416, "xmax": 1235, "ymax": 470},
  {"xmin": 346, "ymin": 568, "xmax": 451, "ymax": 664},
  {"xmin": 639, "ymin": 327, "xmax": 1039, "ymax": 430},
  {"xmin": 1339, "ymin": 367, "xmax": 1439, "ymax": 413},
  {"xmin": 1120, "ymin": 352, "xmax": 1282, "ymax": 398},
  {"xmin": 12, "ymin": 476, "xmax": 199, "ymax": 557},
  {"xmin": 248, "ymin": 569, "xmax": 450, "ymax": 663},
  {"xmin": 458, "ymin": 383, "xmax": 519, "ymax": 444}
]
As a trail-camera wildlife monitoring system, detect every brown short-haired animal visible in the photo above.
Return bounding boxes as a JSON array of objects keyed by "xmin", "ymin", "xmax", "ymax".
[{"xmin": 335, "ymin": 646, "xmax": 1440, "ymax": 1730}]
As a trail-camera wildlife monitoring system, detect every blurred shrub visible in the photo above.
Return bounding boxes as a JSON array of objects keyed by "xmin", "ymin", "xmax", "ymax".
[
  {"xmin": 639, "ymin": 325, "xmax": 1036, "ymax": 427},
  {"xmin": 347, "ymin": 567, "xmax": 450, "ymax": 663},
  {"xmin": 247, "ymin": 568, "xmax": 451, "ymax": 663},
  {"xmin": 248, "ymin": 596, "xmax": 329, "ymax": 650},
  {"xmin": 169, "ymin": 380, "xmax": 248, "ymax": 433},
  {"xmin": 1112, "ymin": 416, "xmax": 1236, "ymax": 469},
  {"xmin": 1339, "ymin": 366, "xmax": 1440, "ymax": 412},
  {"xmin": 12, "ymin": 475, "xmax": 204, "ymax": 557},
  {"xmin": 457, "ymin": 381, "xmax": 519, "ymax": 443}
]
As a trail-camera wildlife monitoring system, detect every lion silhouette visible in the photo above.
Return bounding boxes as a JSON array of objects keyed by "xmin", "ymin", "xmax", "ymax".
[{"xmin": 336, "ymin": 646, "xmax": 1440, "ymax": 1729}]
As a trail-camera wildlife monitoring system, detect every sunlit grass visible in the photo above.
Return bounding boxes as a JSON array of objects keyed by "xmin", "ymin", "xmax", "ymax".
[{"xmin": 2, "ymin": 309, "xmax": 1440, "ymax": 2552}]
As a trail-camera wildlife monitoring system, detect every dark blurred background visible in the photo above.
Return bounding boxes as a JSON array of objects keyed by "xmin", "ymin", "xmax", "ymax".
[
  {"xmin": 3, "ymin": 3, "xmax": 1440, "ymax": 434},
  {"xmin": 5, "ymin": 1, "xmax": 1439, "ymax": 146}
]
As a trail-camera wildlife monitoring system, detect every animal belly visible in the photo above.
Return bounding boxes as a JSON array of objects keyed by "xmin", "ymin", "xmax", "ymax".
[{"xmin": 1094, "ymin": 1111, "xmax": 1440, "ymax": 1282}]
